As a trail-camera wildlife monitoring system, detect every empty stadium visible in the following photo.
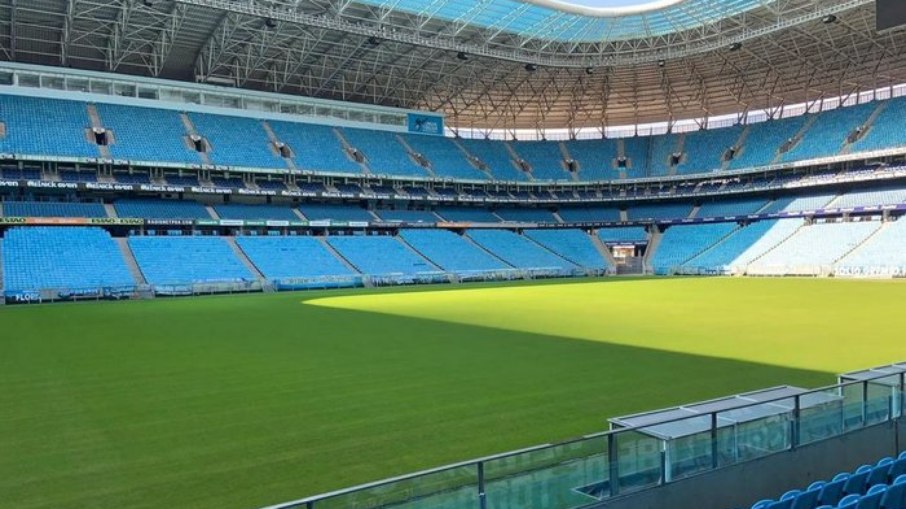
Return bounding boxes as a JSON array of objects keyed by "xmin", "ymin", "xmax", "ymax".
[{"xmin": 3, "ymin": 1, "xmax": 906, "ymax": 509}]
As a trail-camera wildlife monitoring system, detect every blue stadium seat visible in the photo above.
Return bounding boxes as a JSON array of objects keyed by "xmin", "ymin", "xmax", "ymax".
[
  {"xmin": 129, "ymin": 236, "xmax": 254, "ymax": 285},
  {"xmin": 467, "ymin": 229, "xmax": 575, "ymax": 270},
  {"xmin": 236, "ymin": 236, "xmax": 356, "ymax": 280},
  {"xmin": 399, "ymin": 229, "xmax": 510, "ymax": 274},
  {"xmin": 326, "ymin": 235, "xmax": 436, "ymax": 275},
  {"xmin": 115, "ymin": 199, "xmax": 210, "ymax": 219},
  {"xmin": 2, "ymin": 227, "xmax": 134, "ymax": 293},
  {"xmin": 97, "ymin": 103, "xmax": 200, "ymax": 164},
  {"xmin": 2, "ymin": 201, "xmax": 107, "ymax": 218}
]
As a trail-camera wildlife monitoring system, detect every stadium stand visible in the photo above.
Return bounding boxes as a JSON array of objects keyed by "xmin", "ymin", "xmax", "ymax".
[
  {"xmin": 748, "ymin": 220, "xmax": 881, "ymax": 275},
  {"xmin": 696, "ymin": 198, "xmax": 769, "ymax": 217},
  {"xmin": 621, "ymin": 136, "xmax": 650, "ymax": 179},
  {"xmin": 96, "ymin": 103, "xmax": 200, "ymax": 164},
  {"xmin": 129, "ymin": 236, "xmax": 255, "ymax": 285},
  {"xmin": 60, "ymin": 170, "xmax": 98, "ymax": 182},
  {"xmin": 681, "ymin": 220, "xmax": 783, "ymax": 273},
  {"xmin": 680, "ymin": 125, "xmax": 744, "ymax": 174},
  {"xmin": 399, "ymin": 229, "xmax": 511, "ymax": 273},
  {"xmin": 727, "ymin": 116, "xmax": 808, "ymax": 170},
  {"xmin": 629, "ymin": 202, "xmax": 693, "ymax": 220},
  {"xmin": 761, "ymin": 194, "xmax": 837, "ymax": 214},
  {"xmin": 597, "ymin": 226, "xmax": 649, "ymax": 243},
  {"xmin": 458, "ymin": 139, "xmax": 529, "ymax": 181},
  {"xmin": 781, "ymin": 103, "xmax": 877, "ymax": 162},
  {"xmin": 341, "ymin": 128, "xmax": 428, "ymax": 178},
  {"xmin": 114, "ymin": 199, "xmax": 211, "ymax": 219},
  {"xmin": 2, "ymin": 227, "xmax": 134, "ymax": 293},
  {"xmin": 494, "ymin": 208, "xmax": 558, "ymax": 222},
  {"xmin": 467, "ymin": 229, "xmax": 575, "ymax": 270},
  {"xmin": 724, "ymin": 218, "xmax": 804, "ymax": 271},
  {"xmin": 562, "ymin": 139, "xmax": 619, "ymax": 181},
  {"xmin": 510, "ymin": 141, "xmax": 571, "ymax": 181},
  {"xmin": 374, "ymin": 208, "xmax": 438, "ymax": 223},
  {"xmin": 267, "ymin": 121, "xmax": 362, "ymax": 174},
  {"xmin": 435, "ymin": 207, "xmax": 501, "ymax": 222},
  {"xmin": 326, "ymin": 235, "xmax": 437, "ymax": 275},
  {"xmin": 523, "ymin": 229, "xmax": 609, "ymax": 269},
  {"xmin": 557, "ymin": 205, "xmax": 622, "ymax": 222},
  {"xmin": 213, "ymin": 204, "xmax": 299, "ymax": 221},
  {"xmin": 298, "ymin": 203, "xmax": 373, "ymax": 222},
  {"xmin": 836, "ymin": 219, "xmax": 906, "ymax": 276},
  {"xmin": 402, "ymin": 134, "xmax": 489, "ymax": 180},
  {"xmin": 2, "ymin": 201, "xmax": 107, "ymax": 218},
  {"xmin": 744, "ymin": 453, "xmax": 906, "ymax": 509},
  {"xmin": 850, "ymin": 96, "xmax": 906, "ymax": 153},
  {"xmin": 0, "ymin": 95, "xmax": 98, "ymax": 159},
  {"xmin": 648, "ymin": 133, "xmax": 681, "ymax": 177},
  {"xmin": 826, "ymin": 187, "xmax": 906, "ymax": 209},
  {"xmin": 189, "ymin": 113, "xmax": 285, "ymax": 169},
  {"xmin": 236, "ymin": 236, "xmax": 357, "ymax": 280},
  {"xmin": 649, "ymin": 222, "xmax": 739, "ymax": 274}
]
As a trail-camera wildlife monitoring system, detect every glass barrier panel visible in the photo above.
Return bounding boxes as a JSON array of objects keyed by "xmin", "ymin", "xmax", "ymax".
[
  {"xmin": 798, "ymin": 389, "xmax": 845, "ymax": 446},
  {"xmin": 661, "ymin": 415, "xmax": 715, "ymax": 481},
  {"xmin": 315, "ymin": 464, "xmax": 479, "ymax": 509},
  {"xmin": 484, "ymin": 436, "xmax": 608, "ymax": 509},
  {"xmin": 866, "ymin": 380, "xmax": 895, "ymax": 426},
  {"xmin": 614, "ymin": 430, "xmax": 662, "ymax": 493},
  {"xmin": 841, "ymin": 383, "xmax": 867, "ymax": 431},
  {"xmin": 721, "ymin": 402, "xmax": 792, "ymax": 462}
]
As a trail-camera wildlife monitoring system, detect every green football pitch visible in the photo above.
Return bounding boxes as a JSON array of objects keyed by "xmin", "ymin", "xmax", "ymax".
[{"xmin": 2, "ymin": 277, "xmax": 905, "ymax": 509}]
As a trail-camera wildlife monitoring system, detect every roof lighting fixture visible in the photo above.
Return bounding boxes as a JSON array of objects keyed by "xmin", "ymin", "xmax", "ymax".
[
  {"xmin": 456, "ymin": 51, "xmax": 469, "ymax": 61},
  {"xmin": 823, "ymin": 14, "xmax": 838, "ymax": 24},
  {"xmin": 525, "ymin": 63, "xmax": 538, "ymax": 72},
  {"xmin": 729, "ymin": 42, "xmax": 743, "ymax": 51}
]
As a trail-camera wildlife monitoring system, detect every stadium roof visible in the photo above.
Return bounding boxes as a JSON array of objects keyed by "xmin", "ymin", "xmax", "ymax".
[
  {"xmin": 349, "ymin": 0, "xmax": 772, "ymax": 43},
  {"xmin": 2, "ymin": 0, "xmax": 904, "ymax": 129}
]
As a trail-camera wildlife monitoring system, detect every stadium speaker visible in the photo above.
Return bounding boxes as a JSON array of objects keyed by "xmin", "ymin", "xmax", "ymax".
[
  {"xmin": 525, "ymin": 63, "xmax": 538, "ymax": 72},
  {"xmin": 822, "ymin": 14, "xmax": 838, "ymax": 24},
  {"xmin": 877, "ymin": 0, "xmax": 906, "ymax": 32},
  {"xmin": 585, "ymin": 67, "xmax": 595, "ymax": 75},
  {"xmin": 729, "ymin": 42, "xmax": 742, "ymax": 51},
  {"xmin": 265, "ymin": 18, "xmax": 278, "ymax": 29},
  {"xmin": 657, "ymin": 59, "xmax": 666, "ymax": 68},
  {"xmin": 456, "ymin": 51, "xmax": 469, "ymax": 61}
]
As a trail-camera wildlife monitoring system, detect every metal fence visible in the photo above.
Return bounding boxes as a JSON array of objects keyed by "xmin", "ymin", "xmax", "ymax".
[{"xmin": 260, "ymin": 373, "xmax": 904, "ymax": 509}]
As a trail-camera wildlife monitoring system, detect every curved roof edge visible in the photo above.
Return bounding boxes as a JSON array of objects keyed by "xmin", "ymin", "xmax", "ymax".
[{"xmin": 522, "ymin": 0, "xmax": 687, "ymax": 17}]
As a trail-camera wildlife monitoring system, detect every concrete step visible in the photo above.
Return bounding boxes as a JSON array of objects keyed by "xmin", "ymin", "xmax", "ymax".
[
  {"xmin": 115, "ymin": 238, "xmax": 147, "ymax": 285},
  {"xmin": 104, "ymin": 203, "xmax": 118, "ymax": 218},
  {"xmin": 224, "ymin": 237, "xmax": 265, "ymax": 280},
  {"xmin": 318, "ymin": 237, "xmax": 362, "ymax": 274}
]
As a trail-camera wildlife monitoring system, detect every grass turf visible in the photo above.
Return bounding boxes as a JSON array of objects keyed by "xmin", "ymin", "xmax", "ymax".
[{"xmin": 1, "ymin": 277, "xmax": 904, "ymax": 509}]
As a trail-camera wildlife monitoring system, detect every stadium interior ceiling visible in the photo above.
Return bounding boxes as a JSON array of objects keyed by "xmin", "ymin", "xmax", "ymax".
[{"xmin": 0, "ymin": 0, "xmax": 904, "ymax": 132}]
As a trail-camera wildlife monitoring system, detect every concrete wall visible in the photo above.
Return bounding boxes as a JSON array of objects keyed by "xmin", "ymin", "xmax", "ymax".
[{"xmin": 593, "ymin": 422, "xmax": 900, "ymax": 509}]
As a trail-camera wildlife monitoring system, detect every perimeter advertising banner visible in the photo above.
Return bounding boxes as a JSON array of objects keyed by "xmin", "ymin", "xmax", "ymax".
[{"xmin": 407, "ymin": 113, "xmax": 444, "ymax": 136}]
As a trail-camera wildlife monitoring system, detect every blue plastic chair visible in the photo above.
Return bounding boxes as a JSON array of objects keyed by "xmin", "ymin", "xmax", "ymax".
[
  {"xmin": 782, "ymin": 490, "xmax": 802, "ymax": 501},
  {"xmin": 857, "ymin": 491, "xmax": 885, "ymax": 509},
  {"xmin": 838, "ymin": 494, "xmax": 861, "ymax": 508},
  {"xmin": 766, "ymin": 500, "xmax": 792, "ymax": 509},
  {"xmin": 791, "ymin": 488, "xmax": 820, "ymax": 509},
  {"xmin": 881, "ymin": 483, "xmax": 906, "ymax": 509},
  {"xmin": 858, "ymin": 465, "xmax": 875, "ymax": 475},
  {"xmin": 809, "ymin": 481, "xmax": 827, "ymax": 492},
  {"xmin": 752, "ymin": 500, "xmax": 774, "ymax": 509},
  {"xmin": 869, "ymin": 485, "xmax": 889, "ymax": 495},
  {"xmin": 896, "ymin": 475, "xmax": 906, "ymax": 485},
  {"xmin": 898, "ymin": 451, "xmax": 906, "ymax": 461},
  {"xmin": 870, "ymin": 464, "xmax": 894, "ymax": 486},
  {"xmin": 845, "ymin": 471, "xmax": 872, "ymax": 495},
  {"xmin": 836, "ymin": 473, "xmax": 854, "ymax": 482},
  {"xmin": 889, "ymin": 459, "xmax": 906, "ymax": 483},
  {"xmin": 819, "ymin": 479, "xmax": 848, "ymax": 506}
]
